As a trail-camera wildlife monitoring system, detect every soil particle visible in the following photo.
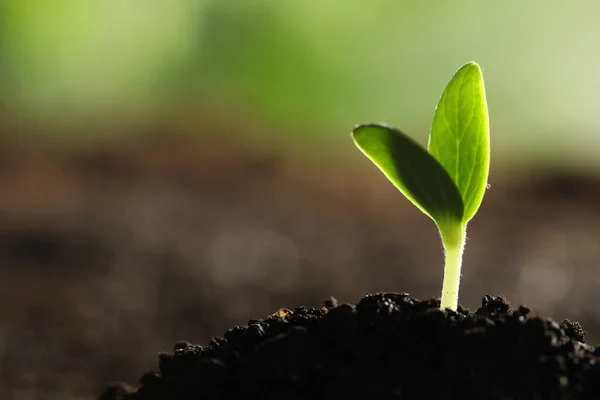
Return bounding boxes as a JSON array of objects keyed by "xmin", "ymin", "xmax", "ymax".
[{"xmin": 99, "ymin": 294, "xmax": 600, "ymax": 400}]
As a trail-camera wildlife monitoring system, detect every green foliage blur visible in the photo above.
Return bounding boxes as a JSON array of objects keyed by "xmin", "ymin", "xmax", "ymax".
[{"xmin": 1, "ymin": 0, "xmax": 600, "ymax": 169}]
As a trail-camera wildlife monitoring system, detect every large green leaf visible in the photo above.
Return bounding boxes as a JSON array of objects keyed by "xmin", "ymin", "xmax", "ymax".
[
  {"xmin": 428, "ymin": 62, "xmax": 490, "ymax": 223},
  {"xmin": 352, "ymin": 123, "xmax": 463, "ymax": 226}
]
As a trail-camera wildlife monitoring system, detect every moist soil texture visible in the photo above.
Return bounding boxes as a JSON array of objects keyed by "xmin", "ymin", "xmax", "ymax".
[{"xmin": 100, "ymin": 293, "xmax": 600, "ymax": 400}]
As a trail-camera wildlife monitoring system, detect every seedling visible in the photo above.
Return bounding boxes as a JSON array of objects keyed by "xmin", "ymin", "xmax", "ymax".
[{"xmin": 351, "ymin": 61, "xmax": 490, "ymax": 311}]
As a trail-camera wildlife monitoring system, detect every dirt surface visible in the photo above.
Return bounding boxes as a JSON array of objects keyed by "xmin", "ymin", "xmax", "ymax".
[
  {"xmin": 100, "ymin": 294, "xmax": 598, "ymax": 400},
  {"xmin": 3, "ymin": 134, "xmax": 600, "ymax": 399}
]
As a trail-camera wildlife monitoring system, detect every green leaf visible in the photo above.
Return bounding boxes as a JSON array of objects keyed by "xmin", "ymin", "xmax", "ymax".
[
  {"xmin": 428, "ymin": 61, "xmax": 490, "ymax": 223},
  {"xmin": 352, "ymin": 123, "xmax": 464, "ymax": 226}
]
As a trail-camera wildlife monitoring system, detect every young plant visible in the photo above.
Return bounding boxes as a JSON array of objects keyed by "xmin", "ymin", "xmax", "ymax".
[{"xmin": 351, "ymin": 61, "xmax": 490, "ymax": 311}]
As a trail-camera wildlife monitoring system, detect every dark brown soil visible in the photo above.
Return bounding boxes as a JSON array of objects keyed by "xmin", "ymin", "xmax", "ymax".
[{"xmin": 100, "ymin": 294, "xmax": 599, "ymax": 400}]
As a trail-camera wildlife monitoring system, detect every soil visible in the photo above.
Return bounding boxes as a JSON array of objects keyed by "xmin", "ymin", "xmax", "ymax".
[{"xmin": 100, "ymin": 294, "xmax": 599, "ymax": 400}]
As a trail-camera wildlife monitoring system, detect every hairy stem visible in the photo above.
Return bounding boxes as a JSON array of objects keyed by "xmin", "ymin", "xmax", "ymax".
[{"xmin": 439, "ymin": 224, "xmax": 467, "ymax": 311}]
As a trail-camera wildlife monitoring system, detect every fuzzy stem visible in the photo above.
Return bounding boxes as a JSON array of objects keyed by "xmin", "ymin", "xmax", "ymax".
[{"xmin": 439, "ymin": 224, "xmax": 467, "ymax": 311}]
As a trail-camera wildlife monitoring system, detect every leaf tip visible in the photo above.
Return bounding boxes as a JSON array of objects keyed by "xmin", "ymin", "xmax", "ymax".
[
  {"xmin": 352, "ymin": 122, "xmax": 390, "ymax": 140},
  {"xmin": 458, "ymin": 61, "xmax": 483, "ymax": 78},
  {"xmin": 351, "ymin": 124, "xmax": 365, "ymax": 142},
  {"xmin": 351, "ymin": 123, "xmax": 365, "ymax": 136}
]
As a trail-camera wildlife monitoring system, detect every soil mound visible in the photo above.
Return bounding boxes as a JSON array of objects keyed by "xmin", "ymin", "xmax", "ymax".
[{"xmin": 101, "ymin": 294, "xmax": 598, "ymax": 400}]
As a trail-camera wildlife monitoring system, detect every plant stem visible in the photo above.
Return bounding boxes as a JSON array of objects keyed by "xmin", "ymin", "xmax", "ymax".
[{"xmin": 439, "ymin": 225, "xmax": 466, "ymax": 311}]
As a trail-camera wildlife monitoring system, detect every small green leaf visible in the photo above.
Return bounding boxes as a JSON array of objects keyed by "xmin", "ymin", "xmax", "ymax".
[
  {"xmin": 428, "ymin": 61, "xmax": 490, "ymax": 223},
  {"xmin": 352, "ymin": 123, "xmax": 463, "ymax": 226}
]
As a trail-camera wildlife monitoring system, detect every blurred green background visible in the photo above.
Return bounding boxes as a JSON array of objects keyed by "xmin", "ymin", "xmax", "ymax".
[
  {"xmin": 2, "ymin": 0, "xmax": 600, "ymax": 168},
  {"xmin": 4, "ymin": 2, "xmax": 600, "ymax": 399}
]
